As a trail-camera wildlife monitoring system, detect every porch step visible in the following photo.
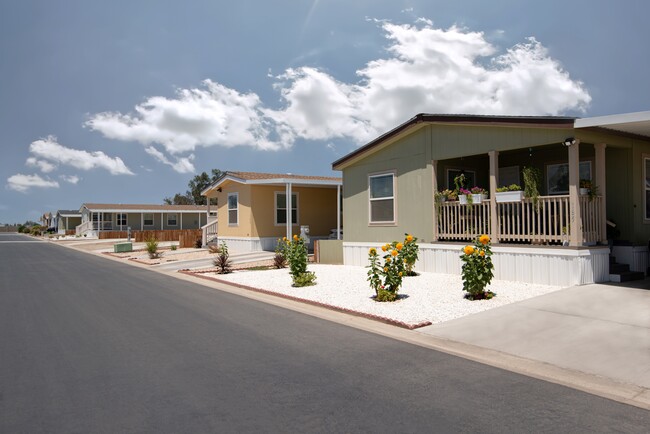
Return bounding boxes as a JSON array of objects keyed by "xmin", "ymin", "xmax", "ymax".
[
  {"xmin": 609, "ymin": 271, "xmax": 646, "ymax": 283},
  {"xmin": 609, "ymin": 263, "xmax": 630, "ymax": 274}
]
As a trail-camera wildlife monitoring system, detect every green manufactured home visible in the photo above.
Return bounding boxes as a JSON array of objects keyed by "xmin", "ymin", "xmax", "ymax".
[{"xmin": 333, "ymin": 112, "xmax": 650, "ymax": 285}]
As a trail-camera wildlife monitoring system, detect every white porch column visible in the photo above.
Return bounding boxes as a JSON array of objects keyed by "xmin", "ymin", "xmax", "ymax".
[
  {"xmin": 141, "ymin": 213, "xmax": 144, "ymax": 231},
  {"xmin": 336, "ymin": 184, "xmax": 341, "ymax": 240},
  {"xmin": 432, "ymin": 160, "xmax": 439, "ymax": 242},
  {"xmin": 489, "ymin": 151, "xmax": 499, "ymax": 242},
  {"xmin": 286, "ymin": 183, "xmax": 293, "ymax": 240},
  {"xmin": 568, "ymin": 140, "xmax": 583, "ymax": 246},
  {"xmin": 161, "ymin": 212, "xmax": 164, "ymax": 230},
  {"xmin": 180, "ymin": 213, "xmax": 183, "ymax": 230},
  {"xmin": 206, "ymin": 199, "xmax": 210, "ymax": 222},
  {"xmin": 595, "ymin": 143, "xmax": 607, "ymax": 243}
]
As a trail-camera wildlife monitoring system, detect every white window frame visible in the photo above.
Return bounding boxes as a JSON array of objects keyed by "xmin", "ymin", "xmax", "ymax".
[
  {"xmin": 368, "ymin": 171, "xmax": 397, "ymax": 225},
  {"xmin": 143, "ymin": 213, "xmax": 154, "ymax": 227},
  {"xmin": 167, "ymin": 213, "xmax": 178, "ymax": 226},
  {"xmin": 228, "ymin": 193, "xmax": 239, "ymax": 226},
  {"xmin": 116, "ymin": 213, "xmax": 127, "ymax": 226},
  {"xmin": 641, "ymin": 154, "xmax": 650, "ymax": 220},
  {"xmin": 274, "ymin": 192, "xmax": 299, "ymax": 226}
]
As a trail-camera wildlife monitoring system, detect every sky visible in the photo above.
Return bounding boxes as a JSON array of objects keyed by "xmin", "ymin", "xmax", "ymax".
[{"xmin": 1, "ymin": 0, "xmax": 648, "ymax": 224}]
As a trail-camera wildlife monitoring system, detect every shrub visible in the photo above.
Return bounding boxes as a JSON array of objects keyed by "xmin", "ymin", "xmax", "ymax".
[
  {"xmin": 367, "ymin": 242, "xmax": 406, "ymax": 302},
  {"xmin": 195, "ymin": 238, "xmax": 203, "ymax": 249},
  {"xmin": 460, "ymin": 234, "xmax": 495, "ymax": 300},
  {"xmin": 285, "ymin": 235, "xmax": 315, "ymax": 286},
  {"xmin": 170, "ymin": 244, "xmax": 177, "ymax": 251},
  {"xmin": 145, "ymin": 237, "xmax": 160, "ymax": 259},
  {"xmin": 213, "ymin": 241, "xmax": 232, "ymax": 274},
  {"xmin": 273, "ymin": 238, "xmax": 288, "ymax": 269},
  {"xmin": 400, "ymin": 233, "xmax": 419, "ymax": 276},
  {"xmin": 17, "ymin": 225, "xmax": 26, "ymax": 233}
]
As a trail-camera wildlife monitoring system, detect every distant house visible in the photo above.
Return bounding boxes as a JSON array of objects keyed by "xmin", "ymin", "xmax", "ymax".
[
  {"xmin": 76, "ymin": 203, "xmax": 209, "ymax": 237},
  {"xmin": 201, "ymin": 171, "xmax": 342, "ymax": 251},
  {"xmin": 55, "ymin": 210, "xmax": 82, "ymax": 235},
  {"xmin": 40, "ymin": 212, "xmax": 55, "ymax": 231},
  {"xmin": 332, "ymin": 112, "xmax": 650, "ymax": 285}
]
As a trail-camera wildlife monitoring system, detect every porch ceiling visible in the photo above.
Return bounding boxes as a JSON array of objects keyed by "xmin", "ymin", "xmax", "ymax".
[{"xmin": 575, "ymin": 111, "xmax": 650, "ymax": 139}]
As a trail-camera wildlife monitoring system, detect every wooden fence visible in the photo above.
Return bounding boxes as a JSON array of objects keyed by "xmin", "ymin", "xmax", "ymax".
[{"xmin": 98, "ymin": 229, "xmax": 202, "ymax": 246}]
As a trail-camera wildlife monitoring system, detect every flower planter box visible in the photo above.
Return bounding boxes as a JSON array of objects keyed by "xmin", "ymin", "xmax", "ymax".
[
  {"xmin": 460, "ymin": 194, "xmax": 487, "ymax": 204},
  {"xmin": 495, "ymin": 191, "xmax": 524, "ymax": 203},
  {"xmin": 580, "ymin": 188, "xmax": 589, "ymax": 196}
]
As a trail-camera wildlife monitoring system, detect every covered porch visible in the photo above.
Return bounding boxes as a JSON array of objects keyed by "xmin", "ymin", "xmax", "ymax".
[{"xmin": 432, "ymin": 139, "xmax": 607, "ymax": 247}]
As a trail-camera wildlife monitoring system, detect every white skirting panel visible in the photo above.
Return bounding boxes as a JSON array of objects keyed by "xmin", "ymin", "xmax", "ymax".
[
  {"xmin": 217, "ymin": 236, "xmax": 278, "ymax": 252},
  {"xmin": 343, "ymin": 242, "xmax": 610, "ymax": 286}
]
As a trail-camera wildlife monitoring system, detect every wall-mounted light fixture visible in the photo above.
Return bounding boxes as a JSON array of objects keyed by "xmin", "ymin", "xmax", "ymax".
[
  {"xmin": 562, "ymin": 137, "xmax": 580, "ymax": 147},
  {"xmin": 217, "ymin": 187, "xmax": 222, "ymax": 192}
]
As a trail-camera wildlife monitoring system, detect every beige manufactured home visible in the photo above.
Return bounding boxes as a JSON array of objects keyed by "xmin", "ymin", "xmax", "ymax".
[{"xmin": 202, "ymin": 171, "xmax": 342, "ymax": 252}]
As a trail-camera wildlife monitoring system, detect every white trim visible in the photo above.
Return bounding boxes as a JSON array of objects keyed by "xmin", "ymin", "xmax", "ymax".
[
  {"xmin": 116, "ymin": 213, "xmax": 127, "ymax": 227},
  {"xmin": 202, "ymin": 175, "xmax": 342, "ymax": 195},
  {"xmin": 368, "ymin": 171, "xmax": 396, "ymax": 225},
  {"xmin": 274, "ymin": 191, "xmax": 299, "ymax": 226},
  {"xmin": 575, "ymin": 111, "xmax": 650, "ymax": 128},
  {"xmin": 227, "ymin": 192, "xmax": 239, "ymax": 226}
]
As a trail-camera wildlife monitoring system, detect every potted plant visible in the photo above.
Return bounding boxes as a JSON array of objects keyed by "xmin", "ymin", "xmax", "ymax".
[
  {"xmin": 444, "ymin": 189, "xmax": 458, "ymax": 201},
  {"xmin": 495, "ymin": 184, "xmax": 524, "ymax": 203},
  {"xmin": 458, "ymin": 188, "xmax": 472, "ymax": 204},
  {"xmin": 579, "ymin": 179, "xmax": 591, "ymax": 196},
  {"xmin": 470, "ymin": 186, "xmax": 488, "ymax": 203}
]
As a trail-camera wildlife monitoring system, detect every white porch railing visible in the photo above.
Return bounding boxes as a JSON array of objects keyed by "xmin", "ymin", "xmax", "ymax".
[
  {"xmin": 436, "ymin": 195, "xmax": 603, "ymax": 245},
  {"xmin": 201, "ymin": 219, "xmax": 218, "ymax": 247},
  {"xmin": 76, "ymin": 220, "xmax": 92, "ymax": 236},
  {"xmin": 437, "ymin": 200, "xmax": 491, "ymax": 241},
  {"xmin": 75, "ymin": 220, "xmax": 114, "ymax": 236}
]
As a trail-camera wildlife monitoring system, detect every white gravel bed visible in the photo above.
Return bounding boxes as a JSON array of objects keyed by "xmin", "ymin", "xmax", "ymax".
[{"xmin": 207, "ymin": 264, "xmax": 565, "ymax": 326}]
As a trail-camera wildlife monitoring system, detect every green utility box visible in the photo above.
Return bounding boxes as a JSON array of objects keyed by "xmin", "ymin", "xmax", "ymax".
[{"xmin": 114, "ymin": 242, "xmax": 133, "ymax": 253}]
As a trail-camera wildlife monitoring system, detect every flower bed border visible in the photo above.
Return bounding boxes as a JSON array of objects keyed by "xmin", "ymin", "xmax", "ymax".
[{"xmin": 178, "ymin": 269, "xmax": 432, "ymax": 330}]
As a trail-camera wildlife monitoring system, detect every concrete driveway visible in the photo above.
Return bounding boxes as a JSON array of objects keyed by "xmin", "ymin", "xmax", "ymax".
[{"xmin": 418, "ymin": 281, "xmax": 650, "ymax": 389}]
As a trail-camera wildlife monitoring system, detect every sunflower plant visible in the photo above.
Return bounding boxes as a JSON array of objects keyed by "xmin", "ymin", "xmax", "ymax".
[
  {"xmin": 459, "ymin": 234, "xmax": 495, "ymax": 300},
  {"xmin": 285, "ymin": 235, "xmax": 316, "ymax": 287},
  {"xmin": 367, "ymin": 241, "xmax": 406, "ymax": 302},
  {"xmin": 400, "ymin": 233, "xmax": 419, "ymax": 276}
]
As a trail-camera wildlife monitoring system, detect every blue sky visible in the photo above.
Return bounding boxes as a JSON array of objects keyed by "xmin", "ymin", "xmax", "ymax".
[{"xmin": 1, "ymin": 0, "xmax": 648, "ymax": 223}]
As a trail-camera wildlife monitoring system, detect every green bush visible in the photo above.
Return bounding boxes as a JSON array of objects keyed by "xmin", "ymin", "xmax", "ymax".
[
  {"xmin": 170, "ymin": 244, "xmax": 177, "ymax": 251},
  {"xmin": 145, "ymin": 237, "xmax": 160, "ymax": 259},
  {"xmin": 213, "ymin": 241, "xmax": 232, "ymax": 274},
  {"xmin": 285, "ymin": 235, "xmax": 315, "ymax": 286},
  {"xmin": 460, "ymin": 235, "xmax": 496, "ymax": 300},
  {"xmin": 400, "ymin": 233, "xmax": 419, "ymax": 276}
]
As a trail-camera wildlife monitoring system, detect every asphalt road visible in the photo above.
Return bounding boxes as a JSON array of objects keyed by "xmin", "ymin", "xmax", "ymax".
[{"xmin": 1, "ymin": 233, "xmax": 648, "ymax": 433}]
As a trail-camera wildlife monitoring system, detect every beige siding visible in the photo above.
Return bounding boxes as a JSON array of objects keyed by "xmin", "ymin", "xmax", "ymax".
[{"xmin": 215, "ymin": 183, "xmax": 254, "ymax": 237}]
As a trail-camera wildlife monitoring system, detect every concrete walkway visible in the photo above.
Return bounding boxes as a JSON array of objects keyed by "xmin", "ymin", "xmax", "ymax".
[
  {"xmin": 152, "ymin": 250, "xmax": 275, "ymax": 272},
  {"xmin": 418, "ymin": 281, "xmax": 650, "ymax": 389}
]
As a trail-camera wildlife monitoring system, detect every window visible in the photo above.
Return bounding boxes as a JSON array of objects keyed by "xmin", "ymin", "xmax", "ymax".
[
  {"xmin": 645, "ymin": 157, "xmax": 650, "ymax": 220},
  {"xmin": 369, "ymin": 173, "xmax": 395, "ymax": 224},
  {"xmin": 143, "ymin": 213, "xmax": 154, "ymax": 226},
  {"xmin": 546, "ymin": 161, "xmax": 591, "ymax": 195},
  {"xmin": 228, "ymin": 193, "xmax": 238, "ymax": 225},
  {"xmin": 275, "ymin": 193, "xmax": 298, "ymax": 225},
  {"xmin": 117, "ymin": 213, "xmax": 127, "ymax": 226},
  {"xmin": 167, "ymin": 213, "xmax": 177, "ymax": 226}
]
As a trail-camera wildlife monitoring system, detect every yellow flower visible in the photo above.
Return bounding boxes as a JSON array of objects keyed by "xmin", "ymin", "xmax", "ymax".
[
  {"xmin": 381, "ymin": 245, "xmax": 388, "ymax": 252},
  {"xmin": 369, "ymin": 248, "xmax": 377, "ymax": 255},
  {"xmin": 479, "ymin": 234, "xmax": 490, "ymax": 245},
  {"xmin": 282, "ymin": 237, "xmax": 287, "ymax": 241},
  {"xmin": 464, "ymin": 245, "xmax": 475, "ymax": 255},
  {"xmin": 391, "ymin": 250, "xmax": 398, "ymax": 257},
  {"xmin": 383, "ymin": 267, "xmax": 388, "ymax": 272},
  {"xmin": 479, "ymin": 250, "xmax": 485, "ymax": 257},
  {"xmin": 406, "ymin": 234, "xmax": 413, "ymax": 242},
  {"xmin": 293, "ymin": 234, "xmax": 299, "ymax": 241},
  {"xmin": 396, "ymin": 243, "xmax": 403, "ymax": 251},
  {"xmin": 398, "ymin": 272, "xmax": 403, "ymax": 277},
  {"xmin": 386, "ymin": 257, "xmax": 391, "ymax": 263}
]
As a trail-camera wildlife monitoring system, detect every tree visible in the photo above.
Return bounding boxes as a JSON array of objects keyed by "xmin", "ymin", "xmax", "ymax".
[{"xmin": 163, "ymin": 169, "xmax": 223, "ymax": 205}]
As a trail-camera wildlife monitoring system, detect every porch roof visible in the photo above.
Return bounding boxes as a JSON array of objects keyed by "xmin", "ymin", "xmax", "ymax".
[
  {"xmin": 332, "ymin": 113, "xmax": 576, "ymax": 170},
  {"xmin": 575, "ymin": 111, "xmax": 650, "ymax": 139},
  {"xmin": 202, "ymin": 171, "xmax": 342, "ymax": 196},
  {"xmin": 80, "ymin": 203, "xmax": 208, "ymax": 213}
]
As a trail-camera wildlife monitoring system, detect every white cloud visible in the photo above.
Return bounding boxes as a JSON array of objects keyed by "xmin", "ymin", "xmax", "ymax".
[
  {"xmin": 29, "ymin": 136, "xmax": 134, "ymax": 175},
  {"xmin": 6, "ymin": 173, "xmax": 59, "ymax": 193},
  {"xmin": 144, "ymin": 146, "xmax": 195, "ymax": 173},
  {"xmin": 60, "ymin": 174, "xmax": 80, "ymax": 184},
  {"xmin": 26, "ymin": 157, "xmax": 57, "ymax": 173},
  {"xmin": 86, "ymin": 19, "xmax": 591, "ymax": 153}
]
